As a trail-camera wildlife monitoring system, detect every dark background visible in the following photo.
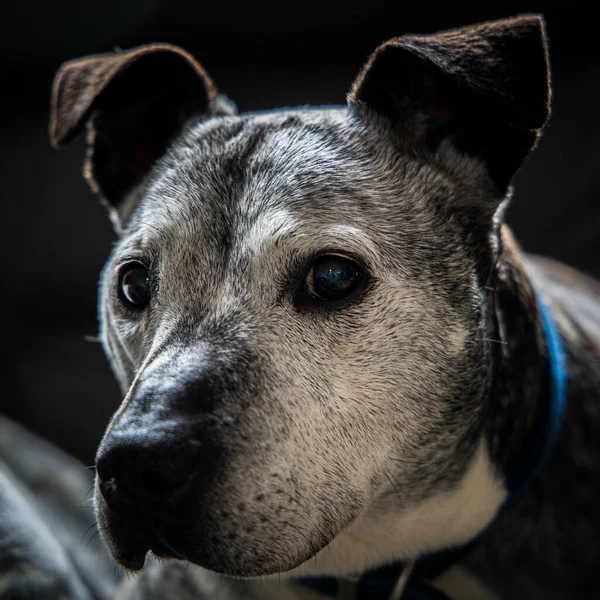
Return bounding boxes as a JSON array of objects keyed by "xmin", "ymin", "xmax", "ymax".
[{"xmin": 2, "ymin": 2, "xmax": 599, "ymax": 465}]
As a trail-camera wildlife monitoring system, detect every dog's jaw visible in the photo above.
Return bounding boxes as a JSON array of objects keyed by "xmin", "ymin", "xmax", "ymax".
[
  {"xmin": 281, "ymin": 438, "xmax": 506, "ymax": 578},
  {"xmin": 96, "ymin": 436, "xmax": 505, "ymax": 578}
]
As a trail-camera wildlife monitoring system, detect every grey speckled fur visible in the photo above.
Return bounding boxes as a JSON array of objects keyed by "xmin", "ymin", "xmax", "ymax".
[{"xmin": 40, "ymin": 14, "xmax": 600, "ymax": 600}]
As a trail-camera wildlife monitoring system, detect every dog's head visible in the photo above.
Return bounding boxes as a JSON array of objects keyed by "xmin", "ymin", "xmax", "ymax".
[{"xmin": 50, "ymin": 17, "xmax": 550, "ymax": 577}]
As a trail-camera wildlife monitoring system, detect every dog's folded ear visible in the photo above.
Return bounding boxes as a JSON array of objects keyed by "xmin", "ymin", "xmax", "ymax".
[
  {"xmin": 348, "ymin": 15, "xmax": 550, "ymax": 193},
  {"xmin": 50, "ymin": 44, "xmax": 235, "ymax": 231}
]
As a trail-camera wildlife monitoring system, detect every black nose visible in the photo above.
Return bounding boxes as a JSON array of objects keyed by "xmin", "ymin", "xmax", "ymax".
[
  {"xmin": 95, "ymin": 346, "xmax": 225, "ymax": 517},
  {"xmin": 96, "ymin": 431, "xmax": 199, "ymax": 517}
]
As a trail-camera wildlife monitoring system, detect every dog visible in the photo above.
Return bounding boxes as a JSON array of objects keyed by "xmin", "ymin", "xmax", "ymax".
[{"xmin": 46, "ymin": 14, "xmax": 600, "ymax": 600}]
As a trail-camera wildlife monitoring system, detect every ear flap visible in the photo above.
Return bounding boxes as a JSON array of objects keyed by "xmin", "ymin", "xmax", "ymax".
[
  {"xmin": 50, "ymin": 44, "xmax": 236, "ymax": 230},
  {"xmin": 348, "ymin": 15, "xmax": 551, "ymax": 192}
]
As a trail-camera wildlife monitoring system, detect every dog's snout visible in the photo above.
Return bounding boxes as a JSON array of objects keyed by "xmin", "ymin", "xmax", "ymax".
[
  {"xmin": 96, "ymin": 432, "xmax": 198, "ymax": 516},
  {"xmin": 95, "ymin": 348, "xmax": 230, "ymax": 519}
]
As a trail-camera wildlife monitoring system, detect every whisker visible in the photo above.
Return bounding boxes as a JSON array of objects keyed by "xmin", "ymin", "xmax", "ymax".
[
  {"xmin": 81, "ymin": 521, "xmax": 98, "ymax": 545},
  {"xmin": 483, "ymin": 338, "xmax": 508, "ymax": 346},
  {"xmin": 86, "ymin": 529, "xmax": 101, "ymax": 547},
  {"xmin": 383, "ymin": 471, "xmax": 404, "ymax": 504}
]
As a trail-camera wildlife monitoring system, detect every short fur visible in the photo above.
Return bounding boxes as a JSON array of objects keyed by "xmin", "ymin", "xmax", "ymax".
[{"xmin": 48, "ymin": 14, "xmax": 600, "ymax": 600}]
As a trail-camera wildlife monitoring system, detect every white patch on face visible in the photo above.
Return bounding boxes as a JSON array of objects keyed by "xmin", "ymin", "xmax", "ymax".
[
  {"xmin": 284, "ymin": 438, "xmax": 506, "ymax": 577},
  {"xmin": 238, "ymin": 208, "xmax": 298, "ymax": 257}
]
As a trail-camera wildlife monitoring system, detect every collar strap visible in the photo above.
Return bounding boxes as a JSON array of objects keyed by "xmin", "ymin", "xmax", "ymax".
[
  {"xmin": 296, "ymin": 564, "xmax": 451, "ymax": 599},
  {"xmin": 296, "ymin": 290, "xmax": 567, "ymax": 600},
  {"xmin": 504, "ymin": 290, "xmax": 567, "ymax": 499}
]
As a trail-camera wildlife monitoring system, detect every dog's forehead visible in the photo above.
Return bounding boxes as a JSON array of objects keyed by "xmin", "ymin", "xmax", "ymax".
[
  {"xmin": 133, "ymin": 108, "xmax": 410, "ymax": 240},
  {"xmin": 123, "ymin": 107, "xmax": 464, "ymax": 284}
]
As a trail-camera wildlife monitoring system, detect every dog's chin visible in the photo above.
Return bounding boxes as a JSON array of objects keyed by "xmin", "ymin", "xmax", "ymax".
[
  {"xmin": 154, "ymin": 533, "xmax": 326, "ymax": 578},
  {"xmin": 104, "ymin": 526, "xmax": 325, "ymax": 577},
  {"xmin": 97, "ymin": 503, "xmax": 336, "ymax": 577}
]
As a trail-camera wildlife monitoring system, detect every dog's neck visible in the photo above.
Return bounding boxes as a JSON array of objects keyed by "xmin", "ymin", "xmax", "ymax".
[{"xmin": 484, "ymin": 225, "xmax": 546, "ymax": 478}]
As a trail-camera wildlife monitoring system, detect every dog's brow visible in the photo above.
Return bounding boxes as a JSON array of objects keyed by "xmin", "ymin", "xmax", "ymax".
[
  {"xmin": 240, "ymin": 215, "xmax": 380, "ymax": 265},
  {"xmin": 238, "ymin": 208, "xmax": 298, "ymax": 255},
  {"xmin": 310, "ymin": 224, "xmax": 380, "ymax": 262}
]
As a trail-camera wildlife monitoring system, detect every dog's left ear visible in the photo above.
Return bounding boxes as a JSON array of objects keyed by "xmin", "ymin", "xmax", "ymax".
[
  {"xmin": 348, "ymin": 15, "xmax": 550, "ymax": 194},
  {"xmin": 50, "ymin": 44, "xmax": 235, "ymax": 231}
]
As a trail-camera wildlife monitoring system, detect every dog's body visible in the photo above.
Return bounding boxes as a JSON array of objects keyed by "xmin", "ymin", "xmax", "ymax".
[{"xmin": 39, "ymin": 14, "xmax": 600, "ymax": 600}]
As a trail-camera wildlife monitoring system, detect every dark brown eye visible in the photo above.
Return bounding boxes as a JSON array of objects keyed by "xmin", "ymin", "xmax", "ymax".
[
  {"xmin": 306, "ymin": 255, "xmax": 363, "ymax": 301},
  {"xmin": 118, "ymin": 263, "xmax": 151, "ymax": 309}
]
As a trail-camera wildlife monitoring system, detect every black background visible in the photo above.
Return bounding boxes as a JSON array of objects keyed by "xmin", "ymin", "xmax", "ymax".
[{"xmin": 2, "ymin": 2, "xmax": 599, "ymax": 465}]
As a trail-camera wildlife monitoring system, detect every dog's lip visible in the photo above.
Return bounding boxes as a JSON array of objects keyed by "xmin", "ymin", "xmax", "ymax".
[
  {"xmin": 112, "ymin": 519, "xmax": 340, "ymax": 577},
  {"xmin": 112, "ymin": 523, "xmax": 188, "ymax": 569},
  {"xmin": 98, "ymin": 497, "xmax": 190, "ymax": 570},
  {"xmin": 150, "ymin": 537, "xmax": 185, "ymax": 560},
  {"xmin": 113, "ymin": 531, "xmax": 182, "ymax": 570},
  {"xmin": 97, "ymin": 499, "xmax": 156, "ymax": 571},
  {"xmin": 116, "ymin": 548, "xmax": 148, "ymax": 571}
]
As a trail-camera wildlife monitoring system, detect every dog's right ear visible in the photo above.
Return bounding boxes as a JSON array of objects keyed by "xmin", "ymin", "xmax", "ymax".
[
  {"xmin": 50, "ymin": 44, "xmax": 235, "ymax": 232},
  {"xmin": 348, "ymin": 15, "xmax": 550, "ymax": 196}
]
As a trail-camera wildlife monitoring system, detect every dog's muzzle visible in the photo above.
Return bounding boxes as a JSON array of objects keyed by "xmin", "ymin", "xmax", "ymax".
[
  {"xmin": 94, "ymin": 350, "xmax": 226, "ymax": 569},
  {"xmin": 94, "ymin": 345, "xmax": 335, "ymax": 577}
]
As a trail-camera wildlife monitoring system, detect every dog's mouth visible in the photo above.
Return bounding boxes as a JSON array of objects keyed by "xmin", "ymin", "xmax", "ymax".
[
  {"xmin": 98, "ymin": 496, "xmax": 342, "ymax": 577},
  {"xmin": 94, "ymin": 435, "xmax": 365, "ymax": 576},
  {"xmin": 101, "ymin": 515, "xmax": 186, "ymax": 571},
  {"xmin": 103, "ymin": 520, "xmax": 326, "ymax": 576},
  {"xmin": 149, "ymin": 537, "xmax": 185, "ymax": 561}
]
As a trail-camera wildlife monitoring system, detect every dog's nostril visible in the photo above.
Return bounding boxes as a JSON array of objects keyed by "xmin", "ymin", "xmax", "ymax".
[
  {"xmin": 96, "ymin": 446, "xmax": 195, "ymax": 513},
  {"xmin": 96, "ymin": 453, "xmax": 135, "ymax": 514},
  {"xmin": 99, "ymin": 478, "xmax": 117, "ymax": 504},
  {"xmin": 95, "ymin": 432, "xmax": 201, "ymax": 516},
  {"xmin": 98, "ymin": 477, "xmax": 135, "ymax": 516},
  {"xmin": 96, "ymin": 464, "xmax": 113, "ymax": 483}
]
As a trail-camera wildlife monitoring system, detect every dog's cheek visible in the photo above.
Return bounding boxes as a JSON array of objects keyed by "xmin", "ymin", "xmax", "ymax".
[
  {"xmin": 238, "ymin": 305, "xmax": 397, "ymax": 505},
  {"xmin": 269, "ymin": 274, "xmax": 483, "ymax": 503}
]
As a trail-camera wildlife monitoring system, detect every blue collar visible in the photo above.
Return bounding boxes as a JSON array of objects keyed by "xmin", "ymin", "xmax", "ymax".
[
  {"xmin": 502, "ymin": 291, "xmax": 567, "ymax": 499},
  {"xmin": 296, "ymin": 291, "xmax": 567, "ymax": 599}
]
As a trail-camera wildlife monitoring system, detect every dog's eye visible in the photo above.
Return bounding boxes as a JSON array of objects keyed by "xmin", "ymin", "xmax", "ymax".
[
  {"xmin": 118, "ymin": 262, "xmax": 151, "ymax": 309},
  {"xmin": 305, "ymin": 256, "xmax": 363, "ymax": 301}
]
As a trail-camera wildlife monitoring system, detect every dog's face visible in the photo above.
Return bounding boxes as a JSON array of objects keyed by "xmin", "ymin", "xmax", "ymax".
[
  {"xmin": 95, "ymin": 110, "xmax": 500, "ymax": 575},
  {"xmin": 50, "ymin": 18, "xmax": 550, "ymax": 577}
]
